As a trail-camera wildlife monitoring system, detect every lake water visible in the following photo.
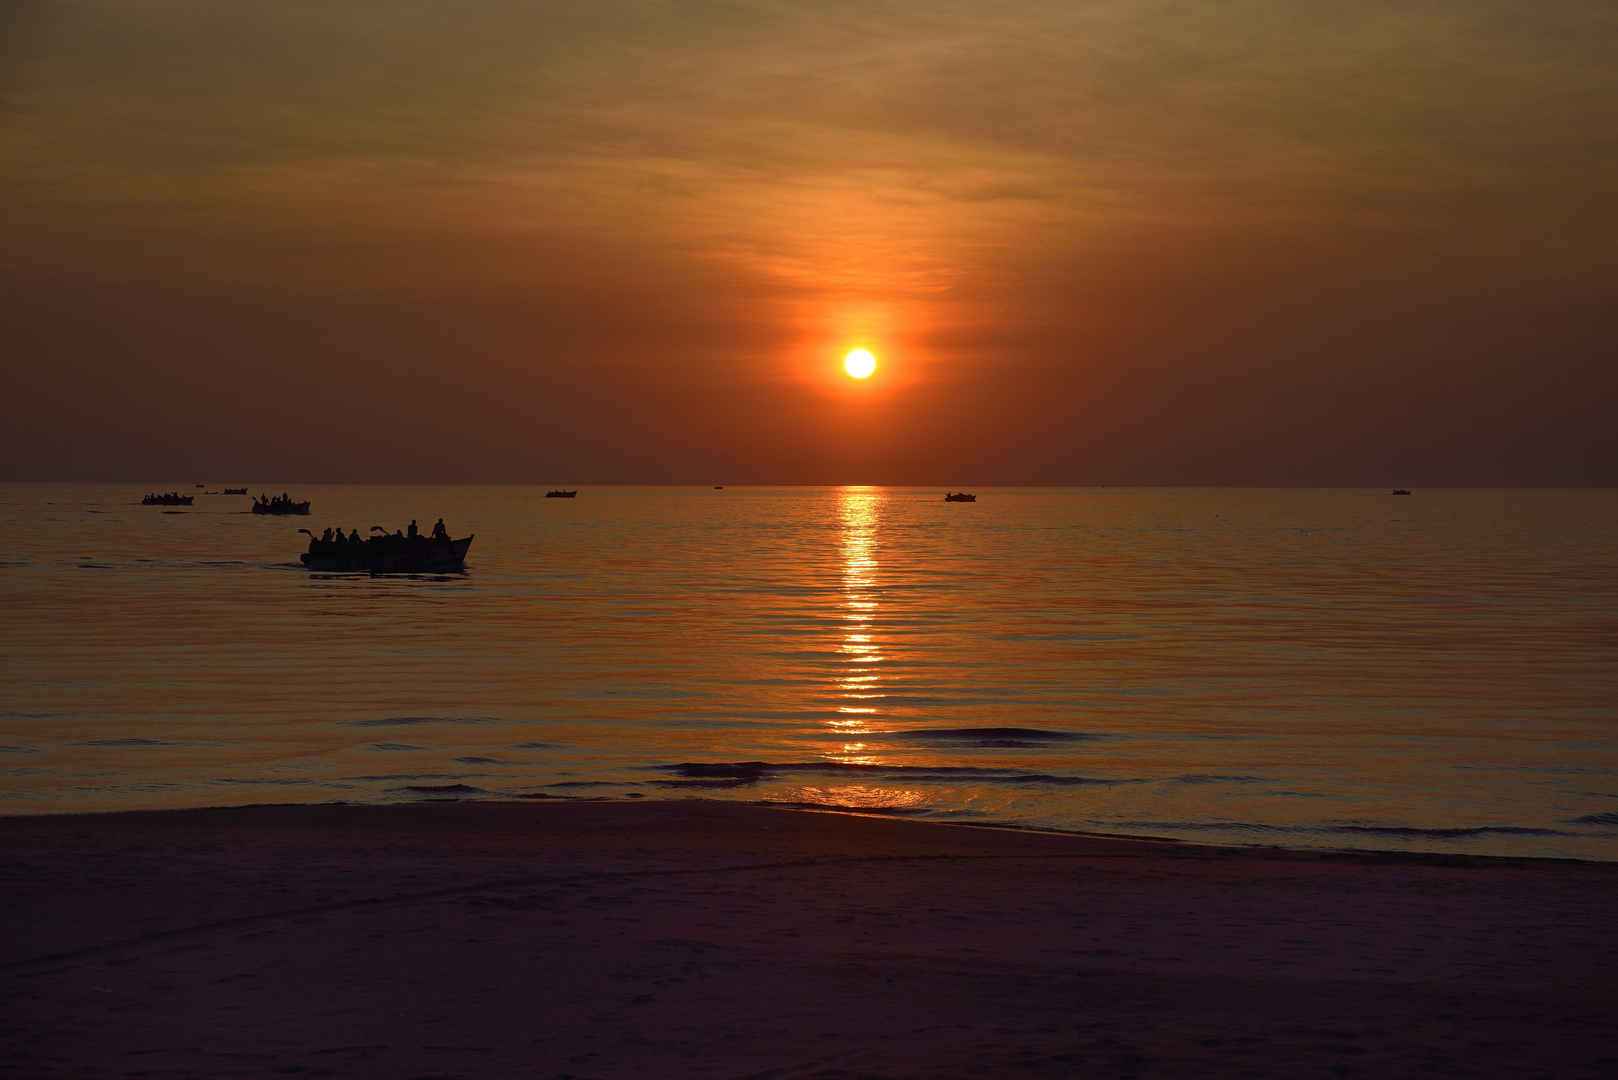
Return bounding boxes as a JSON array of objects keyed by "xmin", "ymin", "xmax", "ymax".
[{"xmin": 2, "ymin": 484, "xmax": 1615, "ymax": 860}]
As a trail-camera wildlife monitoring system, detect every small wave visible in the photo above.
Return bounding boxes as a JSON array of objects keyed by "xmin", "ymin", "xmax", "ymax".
[
  {"xmin": 513, "ymin": 742, "xmax": 565, "ymax": 750},
  {"xmin": 1172, "ymin": 774, "xmax": 1266, "ymax": 785},
  {"xmin": 654, "ymin": 761, "xmax": 1128, "ymax": 786},
  {"xmin": 1568, "ymin": 812, "xmax": 1618, "ymax": 826},
  {"xmin": 650, "ymin": 777, "xmax": 759, "ymax": 789},
  {"xmin": 759, "ymin": 800, "xmax": 934, "ymax": 816},
  {"xmin": 76, "ymin": 738, "xmax": 174, "ymax": 747},
  {"xmin": 454, "ymin": 756, "xmax": 524, "ymax": 765},
  {"xmin": 368, "ymin": 743, "xmax": 425, "ymax": 751},
  {"xmin": 399, "ymin": 783, "xmax": 484, "ymax": 794},
  {"xmin": 0, "ymin": 745, "xmax": 39, "ymax": 754},
  {"xmin": 886, "ymin": 727, "xmax": 1103, "ymax": 747},
  {"xmin": 348, "ymin": 716, "xmax": 501, "ymax": 727}
]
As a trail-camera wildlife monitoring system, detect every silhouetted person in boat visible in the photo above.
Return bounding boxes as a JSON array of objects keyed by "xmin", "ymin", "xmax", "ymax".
[
  {"xmin": 432, "ymin": 518, "xmax": 448, "ymax": 541},
  {"xmin": 321, "ymin": 527, "xmax": 334, "ymax": 543},
  {"xmin": 407, "ymin": 520, "xmax": 419, "ymax": 539},
  {"xmin": 349, "ymin": 528, "xmax": 361, "ymax": 546}
]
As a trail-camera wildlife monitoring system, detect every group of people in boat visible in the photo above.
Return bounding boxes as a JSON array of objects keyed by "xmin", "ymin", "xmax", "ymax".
[
  {"xmin": 303, "ymin": 518, "xmax": 450, "ymax": 556},
  {"xmin": 256, "ymin": 492, "xmax": 306, "ymax": 511}
]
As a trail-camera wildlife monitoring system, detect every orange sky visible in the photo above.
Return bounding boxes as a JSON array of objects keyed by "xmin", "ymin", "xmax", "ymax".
[{"xmin": 2, "ymin": 0, "xmax": 1614, "ymax": 484}]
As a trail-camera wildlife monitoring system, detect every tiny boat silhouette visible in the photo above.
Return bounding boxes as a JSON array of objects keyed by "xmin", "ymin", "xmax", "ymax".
[
  {"xmin": 252, "ymin": 493, "xmax": 311, "ymax": 515},
  {"xmin": 1391, "ymin": 489, "xmax": 1412, "ymax": 495},
  {"xmin": 223, "ymin": 487, "xmax": 248, "ymax": 495},
  {"xmin": 545, "ymin": 490, "xmax": 577, "ymax": 498},
  {"xmin": 944, "ymin": 492, "xmax": 977, "ymax": 502},
  {"xmin": 142, "ymin": 492, "xmax": 193, "ymax": 506},
  {"xmin": 300, "ymin": 530, "xmax": 473, "ymax": 573},
  {"xmin": 714, "ymin": 485, "xmax": 723, "ymax": 489}
]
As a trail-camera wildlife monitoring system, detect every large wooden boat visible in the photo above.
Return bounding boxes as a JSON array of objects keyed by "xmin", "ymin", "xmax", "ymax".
[
  {"xmin": 142, "ymin": 492, "xmax": 193, "ymax": 506},
  {"xmin": 300, "ymin": 535, "xmax": 473, "ymax": 573},
  {"xmin": 944, "ymin": 492, "xmax": 977, "ymax": 502},
  {"xmin": 252, "ymin": 495, "xmax": 311, "ymax": 515}
]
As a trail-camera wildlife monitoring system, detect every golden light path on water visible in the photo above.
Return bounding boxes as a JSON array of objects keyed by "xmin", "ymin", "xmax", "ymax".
[{"xmin": 810, "ymin": 488, "xmax": 925, "ymax": 812}]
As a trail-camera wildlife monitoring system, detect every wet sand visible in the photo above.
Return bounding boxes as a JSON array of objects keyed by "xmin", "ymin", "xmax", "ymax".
[{"xmin": 2, "ymin": 800, "xmax": 1614, "ymax": 1078}]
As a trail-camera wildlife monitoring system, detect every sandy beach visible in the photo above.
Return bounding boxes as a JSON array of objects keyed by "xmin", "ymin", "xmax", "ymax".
[{"xmin": 3, "ymin": 799, "xmax": 1614, "ymax": 1078}]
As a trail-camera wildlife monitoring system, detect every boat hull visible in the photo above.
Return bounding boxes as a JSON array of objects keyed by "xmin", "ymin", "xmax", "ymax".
[{"xmin": 300, "ymin": 536, "xmax": 472, "ymax": 573}]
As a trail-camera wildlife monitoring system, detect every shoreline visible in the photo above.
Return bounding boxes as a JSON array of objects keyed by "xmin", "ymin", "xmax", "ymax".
[
  {"xmin": 4, "ymin": 799, "xmax": 1615, "ymax": 1077},
  {"xmin": 6, "ymin": 794, "xmax": 1608, "ymax": 867}
]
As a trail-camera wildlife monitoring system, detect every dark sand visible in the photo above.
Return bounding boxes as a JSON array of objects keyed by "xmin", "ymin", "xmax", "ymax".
[{"xmin": 2, "ymin": 801, "xmax": 1614, "ymax": 1079}]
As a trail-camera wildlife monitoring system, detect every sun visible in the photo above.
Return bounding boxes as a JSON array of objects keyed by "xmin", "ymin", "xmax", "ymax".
[{"xmin": 844, "ymin": 350, "xmax": 876, "ymax": 378}]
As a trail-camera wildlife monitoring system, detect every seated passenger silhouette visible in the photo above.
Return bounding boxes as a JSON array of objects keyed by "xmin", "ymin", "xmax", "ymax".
[
  {"xmin": 432, "ymin": 518, "xmax": 448, "ymax": 540},
  {"xmin": 408, "ymin": 519, "xmax": 419, "ymax": 539}
]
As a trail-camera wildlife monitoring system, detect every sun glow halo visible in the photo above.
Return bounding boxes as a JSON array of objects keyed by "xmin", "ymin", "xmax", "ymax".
[{"xmin": 844, "ymin": 350, "xmax": 876, "ymax": 378}]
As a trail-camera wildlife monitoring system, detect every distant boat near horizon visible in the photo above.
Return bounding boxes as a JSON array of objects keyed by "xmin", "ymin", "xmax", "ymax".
[
  {"xmin": 546, "ymin": 490, "xmax": 577, "ymax": 498},
  {"xmin": 142, "ymin": 492, "xmax": 193, "ymax": 506},
  {"xmin": 944, "ymin": 492, "xmax": 977, "ymax": 502},
  {"xmin": 223, "ymin": 487, "xmax": 248, "ymax": 495},
  {"xmin": 1392, "ymin": 489, "xmax": 1412, "ymax": 495}
]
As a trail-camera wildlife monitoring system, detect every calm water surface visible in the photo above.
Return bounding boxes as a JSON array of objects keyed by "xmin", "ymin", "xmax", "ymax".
[{"xmin": 2, "ymin": 485, "xmax": 1615, "ymax": 859}]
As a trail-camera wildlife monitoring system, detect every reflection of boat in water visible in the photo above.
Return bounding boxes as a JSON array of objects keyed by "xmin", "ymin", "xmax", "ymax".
[
  {"xmin": 142, "ymin": 492, "xmax": 193, "ymax": 506},
  {"xmin": 301, "ymin": 534, "xmax": 473, "ymax": 573},
  {"xmin": 252, "ymin": 493, "xmax": 311, "ymax": 515},
  {"xmin": 1392, "ymin": 489, "xmax": 1412, "ymax": 495},
  {"xmin": 224, "ymin": 487, "xmax": 248, "ymax": 495},
  {"xmin": 545, "ymin": 490, "xmax": 577, "ymax": 498},
  {"xmin": 944, "ymin": 492, "xmax": 977, "ymax": 502}
]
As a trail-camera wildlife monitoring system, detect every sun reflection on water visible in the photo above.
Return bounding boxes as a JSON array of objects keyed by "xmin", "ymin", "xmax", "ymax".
[
  {"xmin": 799, "ymin": 785, "xmax": 923, "ymax": 809},
  {"xmin": 832, "ymin": 488, "xmax": 884, "ymax": 749}
]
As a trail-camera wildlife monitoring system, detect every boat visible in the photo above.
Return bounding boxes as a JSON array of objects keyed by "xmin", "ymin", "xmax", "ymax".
[
  {"xmin": 1391, "ymin": 489, "xmax": 1412, "ymax": 495},
  {"xmin": 944, "ymin": 492, "xmax": 977, "ymax": 502},
  {"xmin": 300, "ymin": 533, "xmax": 474, "ymax": 573},
  {"xmin": 142, "ymin": 492, "xmax": 193, "ymax": 506},
  {"xmin": 714, "ymin": 486, "xmax": 723, "ymax": 489},
  {"xmin": 252, "ymin": 493, "xmax": 311, "ymax": 516},
  {"xmin": 545, "ymin": 490, "xmax": 577, "ymax": 498},
  {"xmin": 223, "ymin": 487, "xmax": 248, "ymax": 495}
]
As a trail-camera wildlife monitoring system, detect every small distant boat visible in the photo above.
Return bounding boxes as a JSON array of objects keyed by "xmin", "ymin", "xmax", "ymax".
[
  {"xmin": 545, "ymin": 490, "xmax": 577, "ymax": 499},
  {"xmin": 223, "ymin": 487, "xmax": 248, "ymax": 495},
  {"xmin": 714, "ymin": 485, "xmax": 723, "ymax": 489},
  {"xmin": 142, "ymin": 492, "xmax": 193, "ymax": 506},
  {"xmin": 944, "ymin": 492, "xmax": 977, "ymax": 502},
  {"xmin": 301, "ymin": 535, "xmax": 474, "ymax": 573},
  {"xmin": 252, "ymin": 493, "xmax": 311, "ymax": 515},
  {"xmin": 1391, "ymin": 489, "xmax": 1412, "ymax": 496}
]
